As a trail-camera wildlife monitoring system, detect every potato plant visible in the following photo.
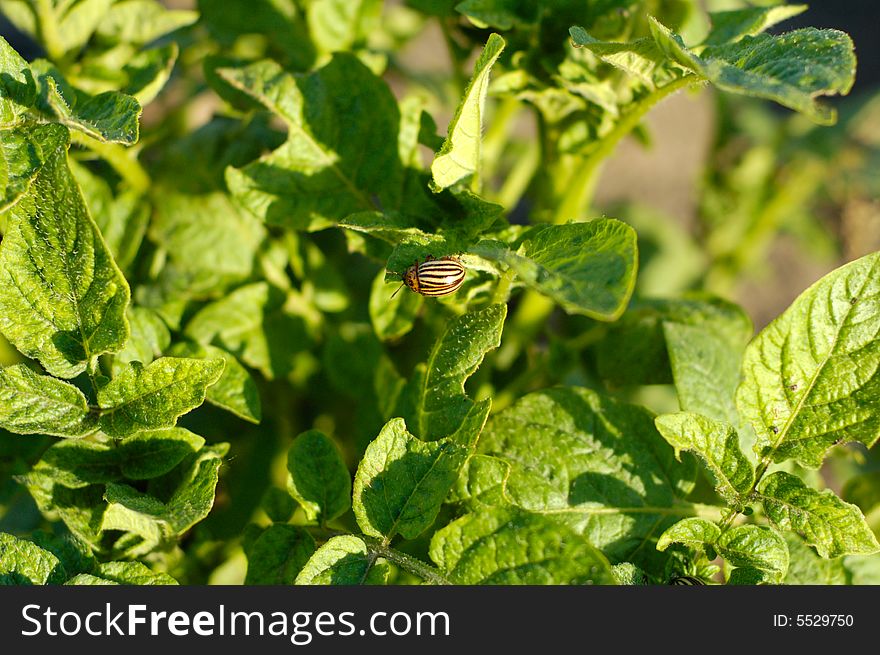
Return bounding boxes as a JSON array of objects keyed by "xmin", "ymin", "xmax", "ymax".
[{"xmin": 0, "ymin": 0, "xmax": 878, "ymax": 586}]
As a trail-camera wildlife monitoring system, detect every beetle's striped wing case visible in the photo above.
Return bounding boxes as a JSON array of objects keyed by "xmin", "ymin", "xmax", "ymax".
[
  {"xmin": 411, "ymin": 257, "xmax": 466, "ymax": 297},
  {"xmin": 668, "ymin": 576, "xmax": 706, "ymax": 585}
]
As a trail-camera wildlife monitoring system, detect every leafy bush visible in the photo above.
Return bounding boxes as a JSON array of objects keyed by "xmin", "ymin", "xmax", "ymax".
[{"xmin": 0, "ymin": 0, "xmax": 878, "ymax": 586}]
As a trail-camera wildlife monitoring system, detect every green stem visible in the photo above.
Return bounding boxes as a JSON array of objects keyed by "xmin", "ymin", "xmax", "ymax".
[
  {"xmin": 357, "ymin": 551, "xmax": 380, "ymax": 585},
  {"xmin": 496, "ymin": 139, "xmax": 540, "ymax": 211},
  {"xmin": 500, "ymin": 78, "xmax": 702, "ymax": 361},
  {"xmin": 304, "ymin": 529, "xmax": 453, "ymax": 585},
  {"xmin": 689, "ymin": 503, "xmax": 729, "ymax": 522},
  {"xmin": 439, "ymin": 19, "xmax": 467, "ymax": 93},
  {"xmin": 481, "ymin": 97, "xmax": 521, "ymax": 192},
  {"xmin": 553, "ymin": 75, "xmax": 698, "ymax": 224},
  {"xmin": 494, "ymin": 290, "xmax": 555, "ymax": 370},
  {"xmin": 35, "ymin": 0, "xmax": 65, "ymax": 62},
  {"xmin": 490, "ymin": 267, "xmax": 516, "ymax": 305},
  {"xmin": 706, "ymin": 159, "xmax": 825, "ymax": 294},
  {"xmin": 718, "ymin": 456, "xmax": 773, "ymax": 534},
  {"xmin": 86, "ymin": 357, "xmax": 100, "ymax": 395},
  {"xmin": 362, "ymin": 536, "xmax": 453, "ymax": 585},
  {"xmin": 70, "ymin": 132, "xmax": 150, "ymax": 193}
]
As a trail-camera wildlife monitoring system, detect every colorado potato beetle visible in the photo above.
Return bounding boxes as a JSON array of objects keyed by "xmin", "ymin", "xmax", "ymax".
[
  {"xmin": 391, "ymin": 255, "xmax": 466, "ymax": 298},
  {"xmin": 668, "ymin": 575, "xmax": 706, "ymax": 585}
]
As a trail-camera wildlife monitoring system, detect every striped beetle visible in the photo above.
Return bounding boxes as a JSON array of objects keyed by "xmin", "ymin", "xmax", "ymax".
[
  {"xmin": 391, "ymin": 255, "xmax": 466, "ymax": 298},
  {"xmin": 668, "ymin": 575, "xmax": 706, "ymax": 585}
]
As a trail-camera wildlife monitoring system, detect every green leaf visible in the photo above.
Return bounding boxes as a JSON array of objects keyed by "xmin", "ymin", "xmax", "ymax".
[
  {"xmin": 354, "ymin": 418, "xmax": 470, "ymax": 540},
  {"xmin": 654, "ymin": 412, "xmax": 754, "ymax": 506},
  {"xmin": 149, "ymin": 190, "xmax": 265, "ymax": 295},
  {"xmin": 656, "ymin": 517, "xmax": 721, "ymax": 551},
  {"xmin": 295, "ymin": 535, "xmax": 389, "ymax": 585},
  {"xmin": 95, "ymin": 0, "xmax": 199, "ymax": 46},
  {"xmin": 112, "ymin": 307, "xmax": 171, "ymax": 373},
  {"xmin": 413, "ymin": 303, "xmax": 505, "ymax": 440},
  {"xmin": 430, "ymin": 33, "xmax": 505, "ymax": 190},
  {"xmin": 446, "ymin": 397, "xmax": 492, "ymax": 449},
  {"xmin": 473, "ymin": 220, "xmax": 638, "ymax": 320},
  {"xmin": 167, "ymin": 342, "xmax": 261, "ymax": 424},
  {"xmin": 260, "ymin": 487, "xmax": 297, "ymax": 523},
  {"xmin": 0, "ymin": 123, "xmax": 68, "ymax": 212},
  {"xmin": 122, "ymin": 43, "xmax": 179, "ymax": 105},
  {"xmin": 102, "ymin": 445, "xmax": 226, "ymax": 555},
  {"xmin": 704, "ymin": 5, "xmax": 808, "ymax": 46},
  {"xmin": 430, "ymin": 508, "xmax": 615, "ymax": 584},
  {"xmin": 306, "ymin": 0, "xmax": 382, "ymax": 55},
  {"xmin": 23, "ymin": 474, "xmax": 106, "ymax": 548},
  {"xmin": 0, "ymin": 129, "xmax": 130, "ymax": 378},
  {"xmin": 727, "ymin": 566, "xmax": 775, "ymax": 585},
  {"xmin": 568, "ymin": 28, "xmax": 668, "ymax": 87},
  {"xmin": 35, "ymin": 443, "xmax": 115, "ymax": 492},
  {"xmin": 757, "ymin": 471, "xmax": 879, "ymax": 558},
  {"xmin": 369, "ymin": 269, "xmax": 423, "ymax": 341},
  {"xmin": 29, "ymin": 531, "xmax": 95, "ymax": 578},
  {"xmin": 736, "ymin": 252, "xmax": 880, "ymax": 468},
  {"xmin": 572, "ymin": 18, "xmax": 856, "ymax": 124},
  {"xmin": 65, "ymin": 574, "xmax": 117, "ymax": 585},
  {"xmin": 199, "ymin": 0, "xmax": 315, "ymax": 72},
  {"xmin": 101, "ymin": 485, "xmax": 165, "ymax": 552},
  {"xmin": 449, "ymin": 454, "xmax": 510, "ymax": 509},
  {"xmin": 342, "ymin": 211, "xmax": 437, "ymax": 251},
  {"xmin": 31, "ymin": 428, "xmax": 203, "ymax": 492},
  {"xmin": 649, "ymin": 18, "xmax": 855, "ymax": 125},
  {"xmin": 245, "ymin": 525, "xmax": 316, "ymax": 585},
  {"xmin": 455, "ymin": 0, "xmax": 538, "ymax": 30},
  {"xmin": 72, "ymin": 161, "xmax": 149, "ymax": 273},
  {"xmin": 843, "ymin": 471, "xmax": 880, "ymax": 515},
  {"xmin": 479, "ymin": 387, "xmax": 697, "ymax": 568},
  {"xmin": 221, "ymin": 54, "xmax": 401, "ymax": 230},
  {"xmin": 98, "ymin": 357, "xmax": 225, "ymax": 438},
  {"xmin": 784, "ymin": 533, "xmax": 848, "ymax": 585},
  {"xmin": 716, "ymin": 524, "xmax": 789, "ymax": 581},
  {"xmin": 91, "ymin": 561, "xmax": 178, "ymax": 585},
  {"xmin": 117, "ymin": 428, "xmax": 206, "ymax": 480},
  {"xmin": 0, "ymin": 35, "xmax": 36, "ymax": 125},
  {"xmin": 57, "ymin": 0, "xmax": 116, "ymax": 55},
  {"xmin": 33, "ymin": 440, "xmax": 121, "ymax": 489},
  {"xmin": 842, "ymin": 553, "xmax": 880, "ymax": 584},
  {"xmin": 0, "ymin": 532, "xmax": 66, "ymax": 585},
  {"xmin": 0, "ymin": 364, "xmax": 98, "ymax": 437},
  {"xmin": 32, "ymin": 60, "xmax": 142, "ymax": 145},
  {"xmin": 596, "ymin": 295, "xmax": 746, "ymax": 389},
  {"xmin": 184, "ymin": 281, "xmax": 273, "ymax": 343},
  {"xmin": 287, "ymin": 430, "xmax": 351, "ymax": 524},
  {"xmin": 184, "ymin": 282, "xmax": 310, "ymax": 380},
  {"xmin": 663, "ymin": 301, "xmax": 752, "ymax": 425}
]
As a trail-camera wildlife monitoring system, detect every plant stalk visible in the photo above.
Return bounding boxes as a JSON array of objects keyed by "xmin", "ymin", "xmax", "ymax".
[
  {"xmin": 362, "ymin": 536, "xmax": 452, "ymax": 585},
  {"xmin": 439, "ymin": 19, "xmax": 467, "ymax": 93},
  {"xmin": 553, "ymin": 75, "xmax": 698, "ymax": 224},
  {"xmin": 70, "ymin": 132, "xmax": 151, "ymax": 194},
  {"xmin": 35, "ymin": 0, "xmax": 65, "ymax": 62},
  {"xmin": 481, "ymin": 97, "xmax": 521, "ymax": 191}
]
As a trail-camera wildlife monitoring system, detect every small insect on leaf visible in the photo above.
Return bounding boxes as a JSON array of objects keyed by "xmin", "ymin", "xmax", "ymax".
[
  {"xmin": 395, "ymin": 256, "xmax": 466, "ymax": 298},
  {"xmin": 668, "ymin": 575, "xmax": 707, "ymax": 585}
]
